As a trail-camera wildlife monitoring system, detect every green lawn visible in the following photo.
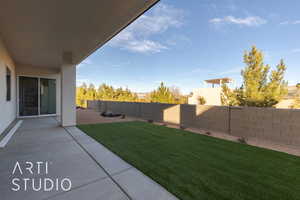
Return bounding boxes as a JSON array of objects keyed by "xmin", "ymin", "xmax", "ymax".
[{"xmin": 78, "ymin": 121, "xmax": 300, "ymax": 200}]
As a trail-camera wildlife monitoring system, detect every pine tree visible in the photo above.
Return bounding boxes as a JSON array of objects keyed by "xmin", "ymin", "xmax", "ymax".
[
  {"xmin": 240, "ymin": 46, "xmax": 271, "ymax": 106},
  {"xmin": 97, "ymin": 84, "xmax": 115, "ymax": 100},
  {"xmin": 96, "ymin": 84, "xmax": 138, "ymax": 102},
  {"xmin": 86, "ymin": 84, "xmax": 97, "ymax": 101},
  {"xmin": 264, "ymin": 59, "xmax": 288, "ymax": 106},
  {"xmin": 220, "ymin": 83, "xmax": 239, "ymax": 106},
  {"xmin": 221, "ymin": 46, "xmax": 288, "ymax": 107},
  {"xmin": 149, "ymin": 82, "xmax": 176, "ymax": 104},
  {"xmin": 76, "ymin": 83, "xmax": 87, "ymax": 107}
]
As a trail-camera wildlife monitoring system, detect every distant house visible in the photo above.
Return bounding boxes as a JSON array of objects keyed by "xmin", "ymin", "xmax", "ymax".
[
  {"xmin": 136, "ymin": 92, "xmax": 148, "ymax": 100},
  {"xmin": 276, "ymin": 85, "xmax": 299, "ymax": 108},
  {"xmin": 188, "ymin": 78, "xmax": 233, "ymax": 105}
]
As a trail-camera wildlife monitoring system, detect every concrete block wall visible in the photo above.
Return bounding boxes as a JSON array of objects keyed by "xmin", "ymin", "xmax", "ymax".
[
  {"xmin": 87, "ymin": 100, "xmax": 100, "ymax": 111},
  {"xmin": 181, "ymin": 105, "xmax": 229, "ymax": 133},
  {"xmin": 87, "ymin": 100, "xmax": 300, "ymax": 147},
  {"xmin": 230, "ymin": 107, "xmax": 300, "ymax": 146},
  {"xmin": 88, "ymin": 101, "xmax": 179, "ymax": 123},
  {"xmin": 140, "ymin": 103, "xmax": 176, "ymax": 122},
  {"xmin": 163, "ymin": 104, "xmax": 181, "ymax": 124}
]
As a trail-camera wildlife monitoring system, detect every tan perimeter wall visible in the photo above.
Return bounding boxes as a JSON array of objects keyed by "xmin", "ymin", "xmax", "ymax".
[
  {"xmin": 87, "ymin": 100, "xmax": 300, "ymax": 147},
  {"xmin": 180, "ymin": 104, "xmax": 229, "ymax": 133}
]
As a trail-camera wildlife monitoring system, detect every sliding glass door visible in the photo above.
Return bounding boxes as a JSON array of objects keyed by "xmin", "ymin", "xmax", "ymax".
[
  {"xmin": 40, "ymin": 78, "xmax": 56, "ymax": 115},
  {"xmin": 19, "ymin": 76, "xmax": 56, "ymax": 117},
  {"xmin": 19, "ymin": 77, "xmax": 39, "ymax": 116}
]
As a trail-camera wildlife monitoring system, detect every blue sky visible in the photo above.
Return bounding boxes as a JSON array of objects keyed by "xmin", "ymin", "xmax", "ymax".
[{"xmin": 77, "ymin": 0, "xmax": 300, "ymax": 94}]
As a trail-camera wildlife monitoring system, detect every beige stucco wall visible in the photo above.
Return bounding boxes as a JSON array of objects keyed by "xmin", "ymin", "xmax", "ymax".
[
  {"xmin": 188, "ymin": 88, "xmax": 222, "ymax": 105},
  {"xmin": 276, "ymin": 99, "xmax": 294, "ymax": 109},
  {"xmin": 0, "ymin": 37, "xmax": 17, "ymax": 134},
  {"xmin": 16, "ymin": 64, "xmax": 61, "ymax": 116},
  {"xmin": 61, "ymin": 62, "xmax": 76, "ymax": 126}
]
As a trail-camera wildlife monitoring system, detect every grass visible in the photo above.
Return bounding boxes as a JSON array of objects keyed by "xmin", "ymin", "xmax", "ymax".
[{"xmin": 78, "ymin": 121, "xmax": 300, "ymax": 200}]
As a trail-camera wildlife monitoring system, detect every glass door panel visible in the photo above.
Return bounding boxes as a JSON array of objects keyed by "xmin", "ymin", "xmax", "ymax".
[
  {"xmin": 19, "ymin": 77, "xmax": 39, "ymax": 116},
  {"xmin": 40, "ymin": 78, "xmax": 56, "ymax": 115}
]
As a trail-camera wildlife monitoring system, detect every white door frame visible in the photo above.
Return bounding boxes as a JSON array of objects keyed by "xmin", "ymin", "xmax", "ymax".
[{"xmin": 17, "ymin": 75, "xmax": 57, "ymax": 118}]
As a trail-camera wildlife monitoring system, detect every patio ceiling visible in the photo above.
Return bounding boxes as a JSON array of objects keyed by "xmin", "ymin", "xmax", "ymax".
[{"xmin": 0, "ymin": 0, "xmax": 159, "ymax": 69}]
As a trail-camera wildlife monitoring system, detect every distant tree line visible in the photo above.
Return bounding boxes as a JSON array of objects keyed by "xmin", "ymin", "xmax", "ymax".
[
  {"xmin": 76, "ymin": 82, "xmax": 188, "ymax": 107},
  {"xmin": 77, "ymin": 46, "xmax": 296, "ymax": 109}
]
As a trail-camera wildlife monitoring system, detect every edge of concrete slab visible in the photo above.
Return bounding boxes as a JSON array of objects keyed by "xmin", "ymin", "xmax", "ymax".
[
  {"xmin": 0, "ymin": 120, "xmax": 23, "ymax": 148},
  {"xmin": 64, "ymin": 126, "xmax": 179, "ymax": 200}
]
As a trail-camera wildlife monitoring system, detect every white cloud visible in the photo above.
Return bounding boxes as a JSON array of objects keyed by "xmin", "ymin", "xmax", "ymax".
[
  {"xmin": 280, "ymin": 20, "xmax": 300, "ymax": 25},
  {"xmin": 210, "ymin": 16, "xmax": 267, "ymax": 27},
  {"xmin": 125, "ymin": 40, "xmax": 167, "ymax": 53},
  {"xmin": 109, "ymin": 3, "xmax": 184, "ymax": 53}
]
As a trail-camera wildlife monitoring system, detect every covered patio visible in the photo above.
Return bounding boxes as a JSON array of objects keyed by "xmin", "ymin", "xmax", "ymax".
[{"xmin": 0, "ymin": 117, "xmax": 177, "ymax": 200}]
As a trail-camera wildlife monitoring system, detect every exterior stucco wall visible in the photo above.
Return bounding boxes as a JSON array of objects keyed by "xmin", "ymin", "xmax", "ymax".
[
  {"xmin": 0, "ymin": 37, "xmax": 17, "ymax": 134},
  {"xmin": 188, "ymin": 88, "xmax": 222, "ymax": 105},
  {"xmin": 61, "ymin": 62, "xmax": 76, "ymax": 126},
  {"xmin": 16, "ymin": 64, "xmax": 61, "ymax": 116}
]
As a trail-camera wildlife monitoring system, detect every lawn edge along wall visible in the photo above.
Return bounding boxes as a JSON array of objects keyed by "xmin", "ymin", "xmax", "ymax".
[{"xmin": 87, "ymin": 100, "xmax": 300, "ymax": 147}]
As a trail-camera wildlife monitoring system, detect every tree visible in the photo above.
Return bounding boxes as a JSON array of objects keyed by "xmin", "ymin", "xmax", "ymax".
[
  {"xmin": 221, "ymin": 46, "xmax": 288, "ymax": 107},
  {"xmin": 149, "ymin": 82, "xmax": 176, "ymax": 104},
  {"xmin": 197, "ymin": 96, "xmax": 206, "ymax": 105},
  {"xmin": 221, "ymin": 84, "xmax": 240, "ymax": 106},
  {"xmin": 263, "ymin": 59, "xmax": 288, "ymax": 106},
  {"xmin": 169, "ymin": 86, "xmax": 188, "ymax": 104},
  {"xmin": 97, "ymin": 84, "xmax": 115, "ymax": 100},
  {"xmin": 76, "ymin": 83, "xmax": 87, "ymax": 107},
  {"xmin": 296, "ymin": 83, "xmax": 300, "ymax": 90},
  {"xmin": 114, "ymin": 87, "xmax": 138, "ymax": 102},
  {"xmin": 86, "ymin": 84, "xmax": 97, "ymax": 101},
  {"xmin": 96, "ymin": 84, "xmax": 138, "ymax": 102}
]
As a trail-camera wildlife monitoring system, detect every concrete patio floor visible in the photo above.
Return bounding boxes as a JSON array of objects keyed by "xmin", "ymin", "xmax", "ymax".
[{"xmin": 0, "ymin": 117, "xmax": 178, "ymax": 200}]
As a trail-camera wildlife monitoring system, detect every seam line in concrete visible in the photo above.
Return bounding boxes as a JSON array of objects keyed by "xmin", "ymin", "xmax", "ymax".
[
  {"xmin": 62, "ymin": 126, "xmax": 133, "ymax": 200},
  {"xmin": 110, "ymin": 166, "xmax": 133, "ymax": 177}
]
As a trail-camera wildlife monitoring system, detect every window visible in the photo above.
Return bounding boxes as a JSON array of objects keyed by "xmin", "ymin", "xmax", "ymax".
[{"xmin": 6, "ymin": 67, "xmax": 11, "ymax": 101}]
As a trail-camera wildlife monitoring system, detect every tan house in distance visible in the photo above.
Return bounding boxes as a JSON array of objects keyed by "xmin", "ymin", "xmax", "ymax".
[
  {"xmin": 189, "ymin": 77, "xmax": 298, "ymax": 107},
  {"xmin": 276, "ymin": 85, "xmax": 299, "ymax": 108},
  {"xmin": 188, "ymin": 78, "xmax": 233, "ymax": 105}
]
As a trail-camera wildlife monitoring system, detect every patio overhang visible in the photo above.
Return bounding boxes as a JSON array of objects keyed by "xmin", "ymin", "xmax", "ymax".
[{"xmin": 0, "ymin": 0, "xmax": 159, "ymax": 69}]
